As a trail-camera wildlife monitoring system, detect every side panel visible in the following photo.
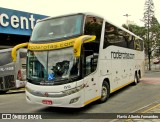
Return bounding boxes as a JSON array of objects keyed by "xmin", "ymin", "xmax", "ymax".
[
  {"xmin": 83, "ymin": 72, "xmax": 101, "ymax": 105},
  {"xmin": 100, "ymin": 46, "xmax": 138, "ymax": 92}
]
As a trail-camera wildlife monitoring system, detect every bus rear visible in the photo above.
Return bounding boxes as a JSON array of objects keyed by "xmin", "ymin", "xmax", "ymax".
[{"xmin": 0, "ymin": 48, "xmax": 27, "ymax": 93}]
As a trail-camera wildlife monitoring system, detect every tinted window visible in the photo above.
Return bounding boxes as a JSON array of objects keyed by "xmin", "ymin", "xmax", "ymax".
[
  {"xmin": 134, "ymin": 39, "xmax": 143, "ymax": 51},
  {"xmin": 83, "ymin": 16, "xmax": 103, "ymax": 76},
  {"xmin": 84, "ymin": 16, "xmax": 103, "ymax": 42},
  {"xmin": 103, "ymin": 22, "xmax": 127, "ymax": 48}
]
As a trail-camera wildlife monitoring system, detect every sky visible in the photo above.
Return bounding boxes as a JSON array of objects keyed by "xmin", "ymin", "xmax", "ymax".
[{"xmin": 0, "ymin": 0, "xmax": 160, "ymax": 27}]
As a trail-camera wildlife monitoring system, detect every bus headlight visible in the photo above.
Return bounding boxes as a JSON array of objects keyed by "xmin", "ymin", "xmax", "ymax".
[{"xmin": 62, "ymin": 84, "xmax": 84, "ymax": 96}]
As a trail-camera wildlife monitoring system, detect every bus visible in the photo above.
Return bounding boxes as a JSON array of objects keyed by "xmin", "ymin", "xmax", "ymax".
[
  {"xmin": 0, "ymin": 48, "xmax": 27, "ymax": 93},
  {"xmin": 16, "ymin": 13, "xmax": 144, "ymax": 107}
]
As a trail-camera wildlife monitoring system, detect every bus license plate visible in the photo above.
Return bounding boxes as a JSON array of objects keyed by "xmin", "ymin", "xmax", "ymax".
[{"xmin": 42, "ymin": 100, "xmax": 53, "ymax": 105}]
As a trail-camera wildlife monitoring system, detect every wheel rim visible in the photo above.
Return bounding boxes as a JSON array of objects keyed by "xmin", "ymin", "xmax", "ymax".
[{"xmin": 101, "ymin": 85, "xmax": 107, "ymax": 101}]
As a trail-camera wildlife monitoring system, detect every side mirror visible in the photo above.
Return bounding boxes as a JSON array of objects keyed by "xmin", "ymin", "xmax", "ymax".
[
  {"xmin": 73, "ymin": 35, "xmax": 96, "ymax": 57},
  {"xmin": 12, "ymin": 43, "xmax": 28, "ymax": 62}
]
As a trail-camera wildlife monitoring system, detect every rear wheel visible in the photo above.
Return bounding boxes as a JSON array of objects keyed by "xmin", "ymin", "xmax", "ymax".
[
  {"xmin": 137, "ymin": 72, "xmax": 141, "ymax": 83},
  {"xmin": 133, "ymin": 73, "xmax": 139, "ymax": 85},
  {"xmin": 98, "ymin": 81, "xmax": 110, "ymax": 103}
]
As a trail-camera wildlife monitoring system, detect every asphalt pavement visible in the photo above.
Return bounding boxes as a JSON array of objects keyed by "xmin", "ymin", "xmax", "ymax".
[
  {"xmin": 122, "ymin": 70, "xmax": 160, "ymax": 122},
  {"xmin": 0, "ymin": 69, "xmax": 159, "ymax": 122}
]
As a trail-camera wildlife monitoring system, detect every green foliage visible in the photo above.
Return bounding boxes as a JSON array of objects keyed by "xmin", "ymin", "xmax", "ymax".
[{"xmin": 122, "ymin": 0, "xmax": 160, "ymax": 70}]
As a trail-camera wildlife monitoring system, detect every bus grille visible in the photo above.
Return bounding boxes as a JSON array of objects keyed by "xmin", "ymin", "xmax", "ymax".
[{"xmin": 4, "ymin": 75, "xmax": 15, "ymax": 89}]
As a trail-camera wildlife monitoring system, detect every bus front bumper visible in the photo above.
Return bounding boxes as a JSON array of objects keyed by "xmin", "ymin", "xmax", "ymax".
[{"xmin": 26, "ymin": 90, "xmax": 85, "ymax": 108}]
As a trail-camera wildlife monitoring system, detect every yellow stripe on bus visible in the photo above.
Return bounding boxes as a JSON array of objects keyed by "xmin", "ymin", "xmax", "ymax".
[
  {"xmin": 84, "ymin": 96, "xmax": 101, "ymax": 106},
  {"xmin": 111, "ymin": 80, "xmax": 134, "ymax": 93}
]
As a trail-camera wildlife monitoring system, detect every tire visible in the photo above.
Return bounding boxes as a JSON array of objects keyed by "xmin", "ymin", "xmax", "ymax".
[
  {"xmin": 133, "ymin": 73, "xmax": 139, "ymax": 85},
  {"xmin": 98, "ymin": 81, "xmax": 110, "ymax": 103},
  {"xmin": 137, "ymin": 72, "xmax": 141, "ymax": 83}
]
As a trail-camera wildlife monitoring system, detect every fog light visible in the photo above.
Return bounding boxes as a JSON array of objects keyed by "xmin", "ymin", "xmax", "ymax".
[{"xmin": 69, "ymin": 97, "xmax": 80, "ymax": 104}]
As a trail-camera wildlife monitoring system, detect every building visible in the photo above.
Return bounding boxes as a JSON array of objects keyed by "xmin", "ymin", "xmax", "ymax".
[{"xmin": 0, "ymin": 7, "xmax": 48, "ymax": 49}]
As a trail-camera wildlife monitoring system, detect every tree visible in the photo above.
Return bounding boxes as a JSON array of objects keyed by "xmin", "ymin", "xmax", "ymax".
[
  {"xmin": 122, "ymin": 18, "xmax": 160, "ymax": 71},
  {"xmin": 143, "ymin": 0, "xmax": 155, "ymax": 70}
]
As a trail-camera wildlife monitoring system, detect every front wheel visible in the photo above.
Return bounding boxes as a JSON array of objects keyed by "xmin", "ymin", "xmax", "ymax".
[{"xmin": 98, "ymin": 81, "xmax": 110, "ymax": 103}]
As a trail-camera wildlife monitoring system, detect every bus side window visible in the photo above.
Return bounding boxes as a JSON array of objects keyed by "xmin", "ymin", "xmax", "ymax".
[
  {"xmin": 83, "ymin": 15, "xmax": 103, "ymax": 76},
  {"xmin": 85, "ymin": 53, "xmax": 98, "ymax": 76},
  {"xmin": 103, "ymin": 22, "xmax": 127, "ymax": 48},
  {"xmin": 83, "ymin": 47, "xmax": 98, "ymax": 76},
  {"xmin": 84, "ymin": 15, "xmax": 103, "ymax": 42},
  {"xmin": 134, "ymin": 39, "xmax": 141, "ymax": 51}
]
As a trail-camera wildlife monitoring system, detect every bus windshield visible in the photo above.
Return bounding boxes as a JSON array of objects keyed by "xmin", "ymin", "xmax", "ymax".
[
  {"xmin": 27, "ymin": 47, "xmax": 80, "ymax": 85},
  {"xmin": 30, "ymin": 14, "xmax": 83, "ymax": 42}
]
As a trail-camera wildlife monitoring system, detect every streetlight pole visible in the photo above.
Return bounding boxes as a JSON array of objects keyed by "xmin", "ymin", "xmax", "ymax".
[{"xmin": 123, "ymin": 14, "xmax": 131, "ymax": 30}]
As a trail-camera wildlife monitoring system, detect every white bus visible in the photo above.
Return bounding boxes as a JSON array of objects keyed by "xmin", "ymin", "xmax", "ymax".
[
  {"xmin": 0, "ymin": 48, "xmax": 27, "ymax": 93},
  {"xmin": 22, "ymin": 13, "xmax": 144, "ymax": 107}
]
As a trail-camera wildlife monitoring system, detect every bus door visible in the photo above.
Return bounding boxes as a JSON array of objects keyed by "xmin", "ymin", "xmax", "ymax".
[{"xmin": 82, "ymin": 49, "xmax": 99, "ymax": 102}]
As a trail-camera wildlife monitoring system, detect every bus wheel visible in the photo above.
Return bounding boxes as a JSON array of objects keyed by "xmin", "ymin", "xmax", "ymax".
[
  {"xmin": 134, "ymin": 73, "xmax": 139, "ymax": 85},
  {"xmin": 99, "ymin": 81, "xmax": 110, "ymax": 103},
  {"xmin": 137, "ymin": 72, "xmax": 141, "ymax": 83}
]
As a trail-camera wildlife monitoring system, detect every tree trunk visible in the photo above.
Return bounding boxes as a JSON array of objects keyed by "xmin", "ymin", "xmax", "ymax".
[{"xmin": 148, "ymin": 52, "xmax": 151, "ymax": 70}]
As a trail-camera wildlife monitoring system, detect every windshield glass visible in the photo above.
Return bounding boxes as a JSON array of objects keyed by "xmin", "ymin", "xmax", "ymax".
[
  {"xmin": 30, "ymin": 14, "xmax": 83, "ymax": 42},
  {"xmin": 27, "ymin": 51, "xmax": 48, "ymax": 81},
  {"xmin": 27, "ymin": 47, "xmax": 80, "ymax": 85}
]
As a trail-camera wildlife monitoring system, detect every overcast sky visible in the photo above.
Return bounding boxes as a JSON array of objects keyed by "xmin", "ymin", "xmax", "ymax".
[{"xmin": 0, "ymin": 0, "xmax": 160, "ymax": 26}]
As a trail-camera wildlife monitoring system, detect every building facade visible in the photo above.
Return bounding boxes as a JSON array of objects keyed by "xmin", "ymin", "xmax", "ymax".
[{"xmin": 0, "ymin": 7, "xmax": 48, "ymax": 49}]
